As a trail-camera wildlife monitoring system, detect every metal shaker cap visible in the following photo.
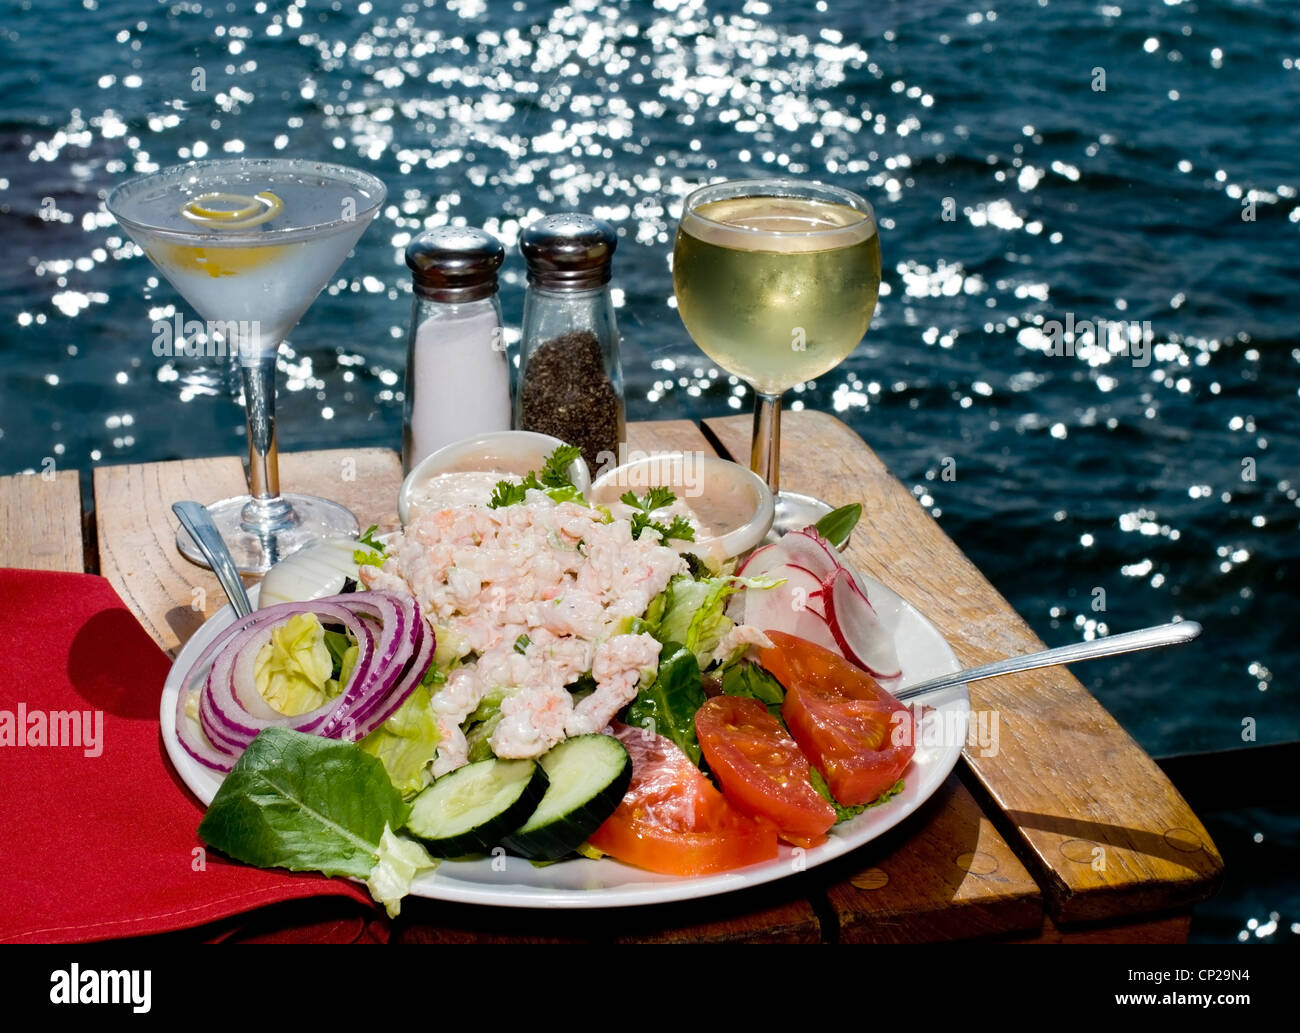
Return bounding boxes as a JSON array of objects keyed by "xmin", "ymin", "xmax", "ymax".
[
  {"xmin": 520, "ymin": 213, "xmax": 617, "ymax": 291},
  {"xmin": 405, "ymin": 226, "xmax": 505, "ymax": 302}
]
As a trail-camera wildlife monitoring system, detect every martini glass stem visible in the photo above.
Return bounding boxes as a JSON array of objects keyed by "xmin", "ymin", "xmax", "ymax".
[
  {"xmin": 751, "ymin": 391, "xmax": 783, "ymax": 495},
  {"xmin": 239, "ymin": 358, "xmax": 294, "ymax": 534}
]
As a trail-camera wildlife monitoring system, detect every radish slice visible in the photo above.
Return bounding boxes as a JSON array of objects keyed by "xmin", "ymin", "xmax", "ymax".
[
  {"xmin": 731, "ymin": 543, "xmax": 789, "ymax": 620},
  {"xmin": 821, "ymin": 568, "xmax": 902, "ymax": 679},
  {"xmin": 785, "ymin": 564, "xmax": 827, "ymax": 619},
  {"xmin": 774, "ymin": 528, "xmax": 842, "ymax": 581},
  {"xmin": 735, "ymin": 541, "xmax": 790, "ymax": 579},
  {"xmin": 740, "ymin": 564, "xmax": 839, "ymax": 654}
]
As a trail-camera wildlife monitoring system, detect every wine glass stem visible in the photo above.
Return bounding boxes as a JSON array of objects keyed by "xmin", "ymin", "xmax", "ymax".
[
  {"xmin": 751, "ymin": 391, "xmax": 783, "ymax": 495},
  {"xmin": 239, "ymin": 359, "xmax": 293, "ymax": 532}
]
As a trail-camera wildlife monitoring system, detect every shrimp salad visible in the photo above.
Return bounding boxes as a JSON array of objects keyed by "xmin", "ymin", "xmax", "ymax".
[{"xmin": 360, "ymin": 490, "xmax": 696, "ymax": 781}]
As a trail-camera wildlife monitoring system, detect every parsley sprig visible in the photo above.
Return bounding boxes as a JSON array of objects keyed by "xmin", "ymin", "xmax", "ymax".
[
  {"xmin": 539, "ymin": 445, "xmax": 582, "ymax": 488},
  {"xmin": 620, "ymin": 488, "xmax": 696, "ymax": 543},
  {"xmin": 487, "ymin": 445, "xmax": 586, "ymax": 509}
]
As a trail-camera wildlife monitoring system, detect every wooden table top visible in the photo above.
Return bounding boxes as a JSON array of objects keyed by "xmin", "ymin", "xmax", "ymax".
[{"xmin": 0, "ymin": 411, "xmax": 1223, "ymax": 943}]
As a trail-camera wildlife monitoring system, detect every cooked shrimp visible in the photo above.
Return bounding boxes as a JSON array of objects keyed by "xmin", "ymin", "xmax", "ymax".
[
  {"xmin": 373, "ymin": 496, "xmax": 689, "ymax": 771},
  {"xmin": 567, "ymin": 633, "xmax": 662, "ymax": 736},
  {"xmin": 490, "ymin": 683, "xmax": 573, "ymax": 758}
]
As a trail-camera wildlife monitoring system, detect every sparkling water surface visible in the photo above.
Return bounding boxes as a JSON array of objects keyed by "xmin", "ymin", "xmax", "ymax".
[{"xmin": 1, "ymin": 0, "xmax": 1295, "ymax": 942}]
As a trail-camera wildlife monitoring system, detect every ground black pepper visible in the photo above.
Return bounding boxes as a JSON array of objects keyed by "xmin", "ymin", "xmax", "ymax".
[{"xmin": 518, "ymin": 329, "xmax": 621, "ymax": 472}]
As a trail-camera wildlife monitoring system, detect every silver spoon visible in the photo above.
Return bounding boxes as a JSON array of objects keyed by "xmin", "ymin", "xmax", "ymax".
[
  {"xmin": 173, "ymin": 501, "xmax": 253, "ymax": 618},
  {"xmin": 893, "ymin": 619, "xmax": 1201, "ymax": 702}
]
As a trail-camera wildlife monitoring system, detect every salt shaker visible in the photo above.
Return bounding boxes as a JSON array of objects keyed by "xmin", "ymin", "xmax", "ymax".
[
  {"xmin": 402, "ymin": 226, "xmax": 510, "ymax": 473},
  {"xmin": 517, "ymin": 214, "xmax": 625, "ymax": 476}
]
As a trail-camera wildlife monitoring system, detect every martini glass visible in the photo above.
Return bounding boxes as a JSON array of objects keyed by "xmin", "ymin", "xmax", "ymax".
[
  {"xmin": 108, "ymin": 158, "xmax": 386, "ymax": 573},
  {"xmin": 673, "ymin": 179, "xmax": 881, "ymax": 535}
]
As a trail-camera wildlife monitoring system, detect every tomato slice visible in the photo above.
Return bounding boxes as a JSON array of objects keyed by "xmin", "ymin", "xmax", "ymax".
[
  {"xmin": 759, "ymin": 630, "xmax": 915, "ymax": 807},
  {"xmin": 586, "ymin": 723, "xmax": 777, "ymax": 876},
  {"xmin": 695, "ymin": 696, "xmax": 836, "ymax": 848}
]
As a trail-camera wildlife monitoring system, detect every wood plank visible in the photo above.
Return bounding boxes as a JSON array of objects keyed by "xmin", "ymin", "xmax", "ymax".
[
  {"xmin": 0, "ymin": 470, "xmax": 84, "ymax": 573},
  {"xmin": 1010, "ymin": 911, "xmax": 1191, "ymax": 944},
  {"xmin": 825, "ymin": 776, "xmax": 1042, "ymax": 943},
  {"xmin": 395, "ymin": 890, "xmax": 821, "ymax": 944},
  {"xmin": 705, "ymin": 410, "xmax": 1224, "ymax": 923},
  {"xmin": 624, "ymin": 418, "xmax": 719, "ymax": 459},
  {"xmin": 93, "ymin": 448, "xmax": 402, "ymax": 655}
]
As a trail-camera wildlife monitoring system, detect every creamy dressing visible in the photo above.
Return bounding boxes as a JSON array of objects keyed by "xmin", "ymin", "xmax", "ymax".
[
  {"xmin": 679, "ymin": 477, "xmax": 757, "ymax": 536},
  {"xmin": 444, "ymin": 452, "xmax": 540, "ymax": 476},
  {"xmin": 590, "ymin": 473, "xmax": 757, "ymax": 540},
  {"xmin": 409, "ymin": 470, "xmax": 517, "ymax": 515}
]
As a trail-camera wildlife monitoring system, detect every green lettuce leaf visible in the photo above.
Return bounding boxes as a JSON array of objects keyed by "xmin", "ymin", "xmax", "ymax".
[
  {"xmin": 432, "ymin": 624, "xmax": 467, "ymax": 669},
  {"xmin": 720, "ymin": 661, "xmax": 786, "ymax": 720},
  {"xmin": 649, "ymin": 573, "xmax": 778, "ymax": 671},
  {"xmin": 809, "ymin": 768, "xmax": 906, "ymax": 823},
  {"xmin": 814, "ymin": 503, "xmax": 862, "ymax": 550},
  {"xmin": 198, "ymin": 727, "xmax": 434, "ymax": 914},
  {"xmin": 359, "ymin": 684, "xmax": 442, "ymax": 798},
  {"xmin": 366, "ymin": 825, "xmax": 438, "ymax": 918},
  {"xmin": 624, "ymin": 642, "xmax": 705, "ymax": 765},
  {"xmin": 462, "ymin": 686, "xmax": 520, "ymax": 763}
]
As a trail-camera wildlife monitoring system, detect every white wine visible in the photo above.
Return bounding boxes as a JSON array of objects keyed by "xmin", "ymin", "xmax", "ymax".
[{"xmin": 673, "ymin": 195, "xmax": 881, "ymax": 394}]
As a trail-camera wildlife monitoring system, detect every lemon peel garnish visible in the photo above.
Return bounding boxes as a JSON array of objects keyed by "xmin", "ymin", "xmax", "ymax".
[{"xmin": 181, "ymin": 190, "xmax": 284, "ymax": 229}]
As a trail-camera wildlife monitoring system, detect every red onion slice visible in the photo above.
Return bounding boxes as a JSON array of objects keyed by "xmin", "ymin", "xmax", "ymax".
[{"xmin": 175, "ymin": 591, "xmax": 434, "ymax": 772}]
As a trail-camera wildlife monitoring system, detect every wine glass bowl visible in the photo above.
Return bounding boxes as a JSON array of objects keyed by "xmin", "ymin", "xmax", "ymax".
[
  {"xmin": 107, "ymin": 158, "xmax": 387, "ymax": 574},
  {"xmin": 673, "ymin": 178, "xmax": 881, "ymax": 535}
]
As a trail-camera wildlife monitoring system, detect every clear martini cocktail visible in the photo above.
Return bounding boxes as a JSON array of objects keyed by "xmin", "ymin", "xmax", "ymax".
[{"xmin": 108, "ymin": 158, "xmax": 386, "ymax": 574}]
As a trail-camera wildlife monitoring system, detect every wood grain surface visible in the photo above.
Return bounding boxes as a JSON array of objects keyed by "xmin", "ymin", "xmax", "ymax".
[
  {"xmin": 395, "ymin": 886, "xmax": 822, "ymax": 944},
  {"xmin": 0, "ymin": 470, "xmax": 84, "ymax": 573},
  {"xmin": 705, "ymin": 410, "xmax": 1222, "ymax": 924},
  {"xmin": 824, "ymin": 776, "xmax": 1041, "ymax": 943},
  {"xmin": 93, "ymin": 447, "xmax": 401, "ymax": 655}
]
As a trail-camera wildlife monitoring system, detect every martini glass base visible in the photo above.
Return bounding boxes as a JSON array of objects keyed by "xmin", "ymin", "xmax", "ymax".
[
  {"xmin": 765, "ymin": 491, "xmax": 836, "ymax": 543},
  {"xmin": 175, "ymin": 494, "xmax": 359, "ymax": 575}
]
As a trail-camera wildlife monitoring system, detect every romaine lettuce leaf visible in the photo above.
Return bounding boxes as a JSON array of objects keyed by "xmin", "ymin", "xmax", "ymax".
[
  {"xmin": 624, "ymin": 642, "xmax": 705, "ymax": 765},
  {"xmin": 198, "ymin": 727, "xmax": 434, "ymax": 915},
  {"xmin": 721, "ymin": 661, "xmax": 786, "ymax": 720},
  {"xmin": 366, "ymin": 824, "xmax": 438, "ymax": 918},
  {"xmin": 462, "ymin": 686, "xmax": 519, "ymax": 764}
]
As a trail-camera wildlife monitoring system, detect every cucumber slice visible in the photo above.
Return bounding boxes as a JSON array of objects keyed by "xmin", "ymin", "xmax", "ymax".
[
  {"xmin": 406, "ymin": 758, "xmax": 548, "ymax": 857},
  {"xmin": 501, "ymin": 734, "xmax": 633, "ymax": 861}
]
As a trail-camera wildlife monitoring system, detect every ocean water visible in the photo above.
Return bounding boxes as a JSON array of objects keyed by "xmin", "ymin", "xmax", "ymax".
[{"xmin": 0, "ymin": 0, "xmax": 1295, "ymax": 942}]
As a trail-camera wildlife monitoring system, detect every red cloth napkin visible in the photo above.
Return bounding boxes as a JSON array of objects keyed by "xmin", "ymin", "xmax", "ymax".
[{"xmin": 0, "ymin": 569, "xmax": 384, "ymax": 943}]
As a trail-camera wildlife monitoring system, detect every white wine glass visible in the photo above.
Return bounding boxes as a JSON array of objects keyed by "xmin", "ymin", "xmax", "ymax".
[{"xmin": 673, "ymin": 178, "xmax": 881, "ymax": 535}]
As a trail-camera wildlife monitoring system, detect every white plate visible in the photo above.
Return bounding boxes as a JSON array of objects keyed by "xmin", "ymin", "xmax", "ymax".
[{"xmin": 160, "ymin": 573, "xmax": 969, "ymax": 909}]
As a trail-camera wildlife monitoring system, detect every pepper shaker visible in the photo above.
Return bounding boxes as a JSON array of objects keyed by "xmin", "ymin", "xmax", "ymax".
[
  {"xmin": 516, "ymin": 214, "xmax": 625, "ymax": 476},
  {"xmin": 402, "ymin": 226, "xmax": 510, "ymax": 473}
]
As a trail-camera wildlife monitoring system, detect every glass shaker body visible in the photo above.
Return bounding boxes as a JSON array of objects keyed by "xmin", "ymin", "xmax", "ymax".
[
  {"xmin": 402, "ymin": 227, "xmax": 509, "ymax": 473},
  {"xmin": 515, "ymin": 214, "xmax": 625, "ymax": 477}
]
